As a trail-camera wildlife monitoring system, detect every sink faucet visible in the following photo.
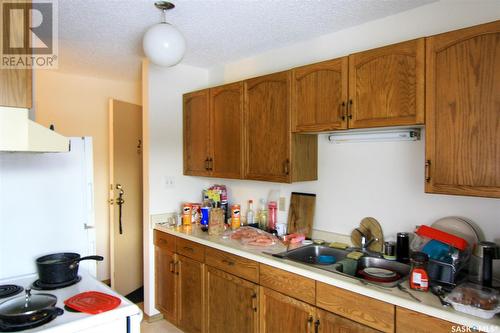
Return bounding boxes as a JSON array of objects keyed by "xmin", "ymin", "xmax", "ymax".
[{"xmin": 355, "ymin": 228, "xmax": 383, "ymax": 258}]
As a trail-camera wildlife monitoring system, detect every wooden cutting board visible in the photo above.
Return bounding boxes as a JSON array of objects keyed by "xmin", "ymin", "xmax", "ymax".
[
  {"xmin": 350, "ymin": 217, "xmax": 384, "ymax": 253},
  {"xmin": 287, "ymin": 192, "xmax": 316, "ymax": 238}
]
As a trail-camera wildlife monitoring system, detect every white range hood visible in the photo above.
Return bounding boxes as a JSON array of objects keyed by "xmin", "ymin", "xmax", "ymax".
[{"xmin": 0, "ymin": 107, "xmax": 70, "ymax": 152}]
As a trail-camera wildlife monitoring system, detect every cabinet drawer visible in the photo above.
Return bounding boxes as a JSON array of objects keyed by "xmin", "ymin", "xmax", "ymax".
[
  {"xmin": 205, "ymin": 247, "xmax": 259, "ymax": 283},
  {"xmin": 316, "ymin": 282, "xmax": 394, "ymax": 333},
  {"xmin": 154, "ymin": 230, "xmax": 176, "ymax": 252},
  {"xmin": 259, "ymin": 264, "xmax": 315, "ymax": 304},
  {"xmin": 176, "ymin": 238, "xmax": 205, "ymax": 262},
  {"xmin": 395, "ymin": 307, "xmax": 456, "ymax": 333}
]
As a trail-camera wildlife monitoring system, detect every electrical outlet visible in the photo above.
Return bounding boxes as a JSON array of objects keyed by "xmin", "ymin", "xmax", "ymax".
[
  {"xmin": 279, "ymin": 197, "xmax": 286, "ymax": 211},
  {"xmin": 164, "ymin": 176, "xmax": 175, "ymax": 189}
]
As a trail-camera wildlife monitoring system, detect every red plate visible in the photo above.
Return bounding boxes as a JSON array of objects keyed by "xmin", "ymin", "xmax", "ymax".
[{"xmin": 64, "ymin": 291, "xmax": 121, "ymax": 314}]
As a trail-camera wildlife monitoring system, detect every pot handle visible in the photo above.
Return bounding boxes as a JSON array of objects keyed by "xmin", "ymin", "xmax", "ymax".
[
  {"xmin": 69, "ymin": 255, "xmax": 104, "ymax": 269},
  {"xmin": 47, "ymin": 307, "xmax": 64, "ymax": 317}
]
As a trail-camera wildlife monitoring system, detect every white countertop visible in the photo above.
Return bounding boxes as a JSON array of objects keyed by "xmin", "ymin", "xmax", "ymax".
[
  {"xmin": 155, "ymin": 224, "xmax": 500, "ymax": 331},
  {"xmin": 0, "ymin": 270, "xmax": 142, "ymax": 332}
]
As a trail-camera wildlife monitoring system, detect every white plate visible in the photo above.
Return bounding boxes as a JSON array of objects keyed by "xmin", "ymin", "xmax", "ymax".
[{"xmin": 431, "ymin": 216, "xmax": 480, "ymax": 250}]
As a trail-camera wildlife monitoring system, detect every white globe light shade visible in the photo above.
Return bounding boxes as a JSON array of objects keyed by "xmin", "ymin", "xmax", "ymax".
[{"xmin": 143, "ymin": 22, "xmax": 186, "ymax": 67}]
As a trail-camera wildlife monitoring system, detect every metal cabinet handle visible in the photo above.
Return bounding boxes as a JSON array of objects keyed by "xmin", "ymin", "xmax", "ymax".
[
  {"xmin": 307, "ymin": 316, "xmax": 313, "ymax": 331},
  {"xmin": 221, "ymin": 259, "xmax": 235, "ymax": 266},
  {"xmin": 183, "ymin": 246, "xmax": 194, "ymax": 252},
  {"xmin": 283, "ymin": 159, "xmax": 290, "ymax": 175},
  {"xmin": 209, "ymin": 158, "xmax": 213, "ymax": 171},
  {"xmin": 314, "ymin": 319, "xmax": 320, "ymax": 333},
  {"xmin": 169, "ymin": 261, "xmax": 175, "ymax": 273},
  {"xmin": 251, "ymin": 292, "xmax": 257, "ymax": 312},
  {"xmin": 347, "ymin": 99, "xmax": 353, "ymax": 120},
  {"xmin": 204, "ymin": 158, "xmax": 209, "ymax": 171},
  {"xmin": 174, "ymin": 261, "xmax": 180, "ymax": 275},
  {"xmin": 340, "ymin": 101, "xmax": 346, "ymax": 121},
  {"xmin": 425, "ymin": 160, "xmax": 431, "ymax": 182}
]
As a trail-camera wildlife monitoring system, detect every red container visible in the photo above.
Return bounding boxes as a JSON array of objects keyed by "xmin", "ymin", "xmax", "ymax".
[{"xmin": 415, "ymin": 225, "xmax": 468, "ymax": 251}]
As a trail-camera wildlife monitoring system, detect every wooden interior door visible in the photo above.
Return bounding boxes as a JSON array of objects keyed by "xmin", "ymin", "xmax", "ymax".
[
  {"xmin": 109, "ymin": 99, "xmax": 143, "ymax": 296},
  {"xmin": 425, "ymin": 20, "xmax": 500, "ymax": 198},
  {"xmin": 177, "ymin": 255, "xmax": 204, "ymax": 333},
  {"xmin": 292, "ymin": 57, "xmax": 348, "ymax": 132},
  {"xmin": 154, "ymin": 246, "xmax": 177, "ymax": 324},
  {"xmin": 317, "ymin": 309, "xmax": 379, "ymax": 333},
  {"xmin": 205, "ymin": 266, "xmax": 259, "ymax": 333},
  {"xmin": 183, "ymin": 89, "xmax": 211, "ymax": 176},
  {"xmin": 245, "ymin": 71, "xmax": 291, "ymax": 182},
  {"xmin": 260, "ymin": 287, "xmax": 316, "ymax": 333},
  {"xmin": 348, "ymin": 38, "xmax": 425, "ymax": 128},
  {"xmin": 210, "ymin": 82, "xmax": 243, "ymax": 179},
  {"xmin": 0, "ymin": 0, "xmax": 32, "ymax": 108}
]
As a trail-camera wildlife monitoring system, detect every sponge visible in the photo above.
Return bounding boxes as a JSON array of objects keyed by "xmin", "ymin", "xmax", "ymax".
[
  {"xmin": 329, "ymin": 242, "xmax": 349, "ymax": 250},
  {"xmin": 346, "ymin": 251, "xmax": 364, "ymax": 260}
]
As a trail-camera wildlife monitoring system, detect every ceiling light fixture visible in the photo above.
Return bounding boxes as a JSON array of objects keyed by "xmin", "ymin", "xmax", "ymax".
[{"xmin": 143, "ymin": 1, "xmax": 186, "ymax": 67}]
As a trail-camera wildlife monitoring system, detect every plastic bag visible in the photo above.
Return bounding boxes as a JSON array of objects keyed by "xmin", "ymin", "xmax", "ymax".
[{"xmin": 225, "ymin": 227, "xmax": 280, "ymax": 248}]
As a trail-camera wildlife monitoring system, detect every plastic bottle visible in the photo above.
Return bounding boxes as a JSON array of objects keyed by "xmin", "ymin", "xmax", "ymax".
[
  {"xmin": 409, "ymin": 252, "xmax": 430, "ymax": 292},
  {"xmin": 258, "ymin": 199, "xmax": 268, "ymax": 231},
  {"xmin": 246, "ymin": 200, "xmax": 255, "ymax": 227},
  {"xmin": 268, "ymin": 201, "xmax": 277, "ymax": 232}
]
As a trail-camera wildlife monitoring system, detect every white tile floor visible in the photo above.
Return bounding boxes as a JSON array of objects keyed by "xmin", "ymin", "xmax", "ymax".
[{"xmin": 141, "ymin": 319, "xmax": 184, "ymax": 333}]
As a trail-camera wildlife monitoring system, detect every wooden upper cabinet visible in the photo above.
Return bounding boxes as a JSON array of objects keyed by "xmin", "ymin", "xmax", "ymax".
[
  {"xmin": 205, "ymin": 266, "xmax": 259, "ymax": 333},
  {"xmin": 245, "ymin": 71, "xmax": 318, "ymax": 183},
  {"xmin": 292, "ymin": 58, "xmax": 348, "ymax": 132},
  {"xmin": 210, "ymin": 82, "xmax": 244, "ymax": 179},
  {"xmin": 260, "ymin": 287, "xmax": 316, "ymax": 333},
  {"xmin": 245, "ymin": 71, "xmax": 292, "ymax": 182},
  {"xmin": 348, "ymin": 38, "xmax": 425, "ymax": 128},
  {"xmin": 425, "ymin": 20, "xmax": 500, "ymax": 198},
  {"xmin": 0, "ymin": 0, "xmax": 32, "ymax": 108},
  {"xmin": 183, "ymin": 89, "xmax": 211, "ymax": 176}
]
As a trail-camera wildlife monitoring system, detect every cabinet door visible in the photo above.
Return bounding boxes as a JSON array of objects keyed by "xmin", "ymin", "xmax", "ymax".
[
  {"xmin": 317, "ymin": 308, "xmax": 380, "ymax": 333},
  {"xmin": 0, "ymin": 0, "xmax": 32, "ymax": 108},
  {"xmin": 183, "ymin": 89, "xmax": 211, "ymax": 176},
  {"xmin": 292, "ymin": 58, "xmax": 348, "ymax": 132},
  {"xmin": 348, "ymin": 38, "xmax": 424, "ymax": 128},
  {"xmin": 205, "ymin": 266, "xmax": 259, "ymax": 333},
  {"xmin": 154, "ymin": 246, "xmax": 177, "ymax": 324},
  {"xmin": 425, "ymin": 20, "xmax": 500, "ymax": 198},
  {"xmin": 177, "ymin": 255, "xmax": 204, "ymax": 333},
  {"xmin": 210, "ymin": 82, "xmax": 244, "ymax": 179},
  {"xmin": 260, "ymin": 287, "xmax": 316, "ymax": 333},
  {"xmin": 245, "ymin": 71, "xmax": 291, "ymax": 182}
]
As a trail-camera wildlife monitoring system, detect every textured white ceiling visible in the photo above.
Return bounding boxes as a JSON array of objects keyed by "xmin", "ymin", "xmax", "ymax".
[{"xmin": 57, "ymin": 0, "xmax": 435, "ymax": 81}]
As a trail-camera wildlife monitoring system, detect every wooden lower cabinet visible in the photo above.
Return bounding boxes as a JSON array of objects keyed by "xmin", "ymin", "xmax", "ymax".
[
  {"xmin": 260, "ymin": 287, "xmax": 316, "ymax": 333},
  {"xmin": 154, "ymin": 245, "xmax": 177, "ymax": 324},
  {"xmin": 205, "ymin": 266, "xmax": 259, "ymax": 333},
  {"xmin": 317, "ymin": 308, "xmax": 380, "ymax": 333},
  {"xmin": 177, "ymin": 255, "xmax": 204, "ymax": 333}
]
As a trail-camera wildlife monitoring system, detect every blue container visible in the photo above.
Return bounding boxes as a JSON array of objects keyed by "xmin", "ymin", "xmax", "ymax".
[{"xmin": 201, "ymin": 207, "xmax": 210, "ymax": 227}]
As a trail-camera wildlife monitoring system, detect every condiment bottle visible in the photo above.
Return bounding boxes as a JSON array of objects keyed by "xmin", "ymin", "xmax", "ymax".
[
  {"xmin": 246, "ymin": 200, "xmax": 255, "ymax": 227},
  {"xmin": 258, "ymin": 199, "xmax": 268, "ymax": 231},
  {"xmin": 409, "ymin": 252, "xmax": 430, "ymax": 292}
]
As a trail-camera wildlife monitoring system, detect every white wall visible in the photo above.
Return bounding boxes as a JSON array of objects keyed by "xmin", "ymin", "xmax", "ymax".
[
  {"xmin": 144, "ymin": 62, "xmax": 209, "ymax": 315},
  {"xmin": 203, "ymin": 0, "xmax": 500, "ymax": 244}
]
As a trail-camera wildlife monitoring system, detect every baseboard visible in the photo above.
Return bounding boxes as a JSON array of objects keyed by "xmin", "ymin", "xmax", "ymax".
[{"xmin": 146, "ymin": 313, "xmax": 164, "ymax": 323}]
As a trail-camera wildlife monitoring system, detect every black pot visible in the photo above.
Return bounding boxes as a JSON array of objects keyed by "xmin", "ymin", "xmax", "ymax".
[
  {"xmin": 36, "ymin": 253, "xmax": 103, "ymax": 284},
  {"xmin": 0, "ymin": 289, "xmax": 63, "ymax": 325}
]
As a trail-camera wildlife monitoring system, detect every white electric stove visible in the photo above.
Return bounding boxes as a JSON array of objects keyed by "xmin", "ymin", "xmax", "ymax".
[{"xmin": 0, "ymin": 271, "xmax": 142, "ymax": 333}]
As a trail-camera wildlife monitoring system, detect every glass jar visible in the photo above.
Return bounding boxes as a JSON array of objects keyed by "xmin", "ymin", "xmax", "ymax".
[{"xmin": 409, "ymin": 252, "xmax": 430, "ymax": 292}]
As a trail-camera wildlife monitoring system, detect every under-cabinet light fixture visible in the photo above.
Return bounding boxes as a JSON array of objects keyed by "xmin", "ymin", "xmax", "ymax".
[{"xmin": 328, "ymin": 129, "xmax": 421, "ymax": 144}]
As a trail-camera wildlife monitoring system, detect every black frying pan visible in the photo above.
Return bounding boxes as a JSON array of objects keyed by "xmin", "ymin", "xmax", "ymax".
[{"xmin": 36, "ymin": 253, "xmax": 103, "ymax": 284}]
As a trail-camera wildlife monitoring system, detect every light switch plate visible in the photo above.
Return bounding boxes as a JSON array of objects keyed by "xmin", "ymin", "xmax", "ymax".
[{"xmin": 164, "ymin": 176, "xmax": 175, "ymax": 189}]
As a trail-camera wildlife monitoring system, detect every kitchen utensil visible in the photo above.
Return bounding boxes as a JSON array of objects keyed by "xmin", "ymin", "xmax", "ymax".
[
  {"xmin": 0, "ymin": 289, "xmax": 63, "ymax": 324},
  {"xmin": 431, "ymin": 285, "xmax": 450, "ymax": 307},
  {"xmin": 36, "ymin": 253, "xmax": 103, "ymax": 285},
  {"xmin": 287, "ymin": 192, "xmax": 316, "ymax": 239},
  {"xmin": 397, "ymin": 283, "xmax": 422, "ymax": 303},
  {"xmin": 351, "ymin": 217, "xmax": 384, "ymax": 253},
  {"xmin": 64, "ymin": 291, "xmax": 121, "ymax": 314},
  {"xmin": 415, "ymin": 225, "xmax": 468, "ymax": 251},
  {"xmin": 383, "ymin": 241, "xmax": 396, "ymax": 260},
  {"xmin": 396, "ymin": 232, "xmax": 410, "ymax": 264},
  {"xmin": 431, "ymin": 217, "xmax": 480, "ymax": 250}
]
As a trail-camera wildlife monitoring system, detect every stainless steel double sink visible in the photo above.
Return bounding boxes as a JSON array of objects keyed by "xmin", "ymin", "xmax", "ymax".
[{"xmin": 273, "ymin": 244, "xmax": 410, "ymax": 288}]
